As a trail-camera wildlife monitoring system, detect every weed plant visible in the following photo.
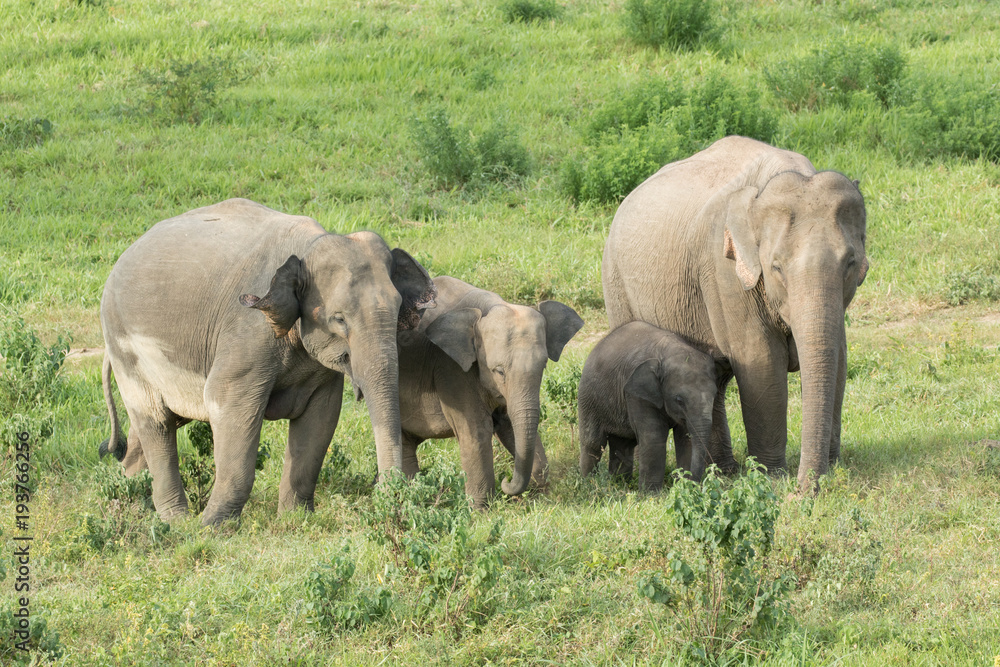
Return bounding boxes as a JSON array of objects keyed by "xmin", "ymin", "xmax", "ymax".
[
  {"xmin": 622, "ymin": 0, "xmax": 715, "ymax": 50},
  {"xmin": 412, "ymin": 107, "xmax": 530, "ymax": 189},
  {"xmin": 499, "ymin": 0, "xmax": 562, "ymax": 23},
  {"xmin": 637, "ymin": 462, "xmax": 793, "ymax": 660},
  {"xmin": 136, "ymin": 55, "xmax": 256, "ymax": 125},
  {"xmin": 765, "ymin": 37, "xmax": 908, "ymax": 111},
  {"xmin": 304, "ymin": 547, "xmax": 393, "ymax": 631},
  {"xmin": 0, "ymin": 117, "xmax": 53, "ymax": 148}
]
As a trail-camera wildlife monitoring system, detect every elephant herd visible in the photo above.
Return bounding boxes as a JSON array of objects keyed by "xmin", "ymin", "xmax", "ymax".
[{"xmin": 99, "ymin": 136, "xmax": 868, "ymax": 525}]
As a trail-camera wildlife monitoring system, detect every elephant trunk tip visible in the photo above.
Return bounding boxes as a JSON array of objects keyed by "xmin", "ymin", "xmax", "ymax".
[{"xmin": 501, "ymin": 472, "xmax": 529, "ymax": 497}]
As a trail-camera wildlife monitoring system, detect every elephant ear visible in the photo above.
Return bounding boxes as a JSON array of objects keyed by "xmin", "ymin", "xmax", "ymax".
[
  {"xmin": 391, "ymin": 248, "xmax": 437, "ymax": 332},
  {"xmin": 857, "ymin": 254, "xmax": 869, "ymax": 286},
  {"xmin": 424, "ymin": 308, "xmax": 482, "ymax": 372},
  {"xmin": 718, "ymin": 186, "xmax": 762, "ymax": 291},
  {"xmin": 537, "ymin": 301, "xmax": 584, "ymax": 362},
  {"xmin": 239, "ymin": 255, "xmax": 303, "ymax": 338},
  {"xmin": 624, "ymin": 359, "xmax": 663, "ymax": 408}
]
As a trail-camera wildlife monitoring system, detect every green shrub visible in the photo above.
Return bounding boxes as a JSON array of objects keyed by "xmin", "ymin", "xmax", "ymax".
[
  {"xmin": 765, "ymin": 37, "xmax": 908, "ymax": 111},
  {"xmin": 637, "ymin": 461, "xmax": 793, "ymax": 659},
  {"xmin": 586, "ymin": 79, "xmax": 685, "ymax": 140},
  {"xmin": 179, "ymin": 421, "xmax": 270, "ymax": 512},
  {"xmin": 305, "ymin": 547, "xmax": 393, "ymax": 631},
  {"xmin": 623, "ymin": 0, "xmax": 715, "ymax": 50},
  {"xmin": 0, "ymin": 315, "xmax": 70, "ymax": 412},
  {"xmin": 541, "ymin": 360, "xmax": 582, "ymax": 426},
  {"xmin": 895, "ymin": 76, "xmax": 1000, "ymax": 162},
  {"xmin": 412, "ymin": 107, "xmax": 531, "ymax": 188},
  {"xmin": 562, "ymin": 124, "xmax": 681, "ymax": 204},
  {"xmin": 362, "ymin": 467, "xmax": 504, "ymax": 629},
  {"xmin": 0, "ymin": 607, "xmax": 62, "ymax": 663},
  {"xmin": 568, "ymin": 73, "xmax": 778, "ymax": 204},
  {"xmin": 137, "ymin": 55, "xmax": 254, "ymax": 124},
  {"xmin": 95, "ymin": 463, "xmax": 153, "ymax": 505},
  {"xmin": 944, "ymin": 267, "xmax": 1000, "ymax": 305},
  {"xmin": 0, "ymin": 117, "xmax": 52, "ymax": 149},
  {"xmin": 500, "ymin": 0, "xmax": 562, "ymax": 23}
]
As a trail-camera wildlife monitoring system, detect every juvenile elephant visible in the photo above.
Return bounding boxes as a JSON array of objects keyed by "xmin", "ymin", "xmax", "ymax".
[
  {"xmin": 578, "ymin": 322, "xmax": 718, "ymax": 489},
  {"xmin": 100, "ymin": 198, "xmax": 435, "ymax": 525},
  {"xmin": 397, "ymin": 276, "xmax": 584, "ymax": 507},
  {"xmin": 602, "ymin": 136, "xmax": 868, "ymax": 492}
]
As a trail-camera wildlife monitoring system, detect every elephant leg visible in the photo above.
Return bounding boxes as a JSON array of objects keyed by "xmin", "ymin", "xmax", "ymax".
[
  {"xmin": 829, "ymin": 331, "xmax": 847, "ymax": 466},
  {"xmin": 442, "ymin": 406, "xmax": 495, "ymax": 509},
  {"xmin": 121, "ymin": 429, "xmax": 149, "ymax": 476},
  {"xmin": 607, "ymin": 435, "xmax": 635, "ymax": 478},
  {"xmin": 278, "ymin": 375, "xmax": 343, "ymax": 513},
  {"xmin": 126, "ymin": 407, "xmax": 186, "ymax": 520},
  {"xmin": 494, "ymin": 412, "xmax": 548, "ymax": 488},
  {"xmin": 200, "ymin": 375, "xmax": 269, "ymax": 526},
  {"xmin": 402, "ymin": 432, "xmax": 422, "ymax": 478},
  {"xmin": 733, "ymin": 348, "xmax": 789, "ymax": 474},
  {"xmin": 625, "ymin": 395, "xmax": 671, "ymax": 491},
  {"xmin": 707, "ymin": 373, "xmax": 738, "ymax": 473}
]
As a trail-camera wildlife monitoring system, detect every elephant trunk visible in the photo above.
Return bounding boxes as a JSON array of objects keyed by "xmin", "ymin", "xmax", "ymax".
[
  {"xmin": 352, "ymin": 339, "xmax": 403, "ymax": 473},
  {"xmin": 789, "ymin": 280, "xmax": 844, "ymax": 492},
  {"xmin": 501, "ymin": 392, "xmax": 539, "ymax": 497},
  {"xmin": 687, "ymin": 418, "xmax": 713, "ymax": 482}
]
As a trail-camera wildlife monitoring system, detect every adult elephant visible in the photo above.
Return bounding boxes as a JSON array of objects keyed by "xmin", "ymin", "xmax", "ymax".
[
  {"xmin": 100, "ymin": 198, "xmax": 435, "ymax": 525},
  {"xmin": 602, "ymin": 137, "xmax": 868, "ymax": 492}
]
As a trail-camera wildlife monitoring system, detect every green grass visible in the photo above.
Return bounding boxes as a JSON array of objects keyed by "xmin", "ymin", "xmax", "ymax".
[{"xmin": 3, "ymin": 0, "xmax": 1000, "ymax": 663}]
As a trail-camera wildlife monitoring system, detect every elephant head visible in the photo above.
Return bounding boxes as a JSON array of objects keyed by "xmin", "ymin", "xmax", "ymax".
[
  {"xmin": 624, "ymin": 351, "xmax": 717, "ymax": 482},
  {"xmin": 719, "ymin": 170, "xmax": 867, "ymax": 488},
  {"xmin": 423, "ymin": 300, "xmax": 583, "ymax": 496},
  {"xmin": 240, "ymin": 232, "xmax": 435, "ymax": 472}
]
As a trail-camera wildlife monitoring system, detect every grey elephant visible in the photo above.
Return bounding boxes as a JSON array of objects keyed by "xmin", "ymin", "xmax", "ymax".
[
  {"xmin": 397, "ymin": 276, "xmax": 584, "ymax": 507},
  {"xmin": 602, "ymin": 136, "xmax": 868, "ymax": 492},
  {"xmin": 578, "ymin": 321, "xmax": 717, "ymax": 489},
  {"xmin": 100, "ymin": 198, "xmax": 435, "ymax": 525}
]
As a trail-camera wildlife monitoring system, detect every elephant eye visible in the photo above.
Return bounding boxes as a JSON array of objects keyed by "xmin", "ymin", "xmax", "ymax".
[
  {"xmin": 674, "ymin": 395, "xmax": 684, "ymax": 406},
  {"xmin": 771, "ymin": 263, "xmax": 783, "ymax": 275},
  {"xmin": 332, "ymin": 313, "xmax": 346, "ymax": 325},
  {"xmin": 493, "ymin": 367, "xmax": 505, "ymax": 378}
]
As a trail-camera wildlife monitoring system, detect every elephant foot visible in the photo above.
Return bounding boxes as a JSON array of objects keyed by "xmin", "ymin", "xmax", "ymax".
[{"xmin": 278, "ymin": 488, "xmax": 315, "ymax": 514}]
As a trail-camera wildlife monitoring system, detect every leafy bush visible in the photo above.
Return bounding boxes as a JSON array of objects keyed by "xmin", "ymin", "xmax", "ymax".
[
  {"xmin": 0, "ymin": 315, "xmax": 70, "ymax": 412},
  {"xmin": 765, "ymin": 37, "xmax": 907, "ymax": 111},
  {"xmin": 500, "ymin": 0, "xmax": 562, "ymax": 23},
  {"xmin": 562, "ymin": 124, "xmax": 681, "ymax": 204},
  {"xmin": 567, "ymin": 73, "xmax": 778, "ymax": 204},
  {"xmin": 137, "ymin": 55, "xmax": 254, "ymax": 124},
  {"xmin": 541, "ymin": 360, "xmax": 582, "ymax": 426},
  {"xmin": 95, "ymin": 463, "xmax": 153, "ymax": 505},
  {"xmin": 362, "ymin": 467, "xmax": 504, "ymax": 629},
  {"xmin": 637, "ymin": 462, "xmax": 793, "ymax": 659},
  {"xmin": 305, "ymin": 548, "xmax": 393, "ymax": 631},
  {"xmin": 623, "ymin": 0, "xmax": 715, "ymax": 50},
  {"xmin": 895, "ymin": 76, "xmax": 1000, "ymax": 162},
  {"xmin": 801, "ymin": 507, "xmax": 884, "ymax": 609},
  {"xmin": 0, "ymin": 607, "xmax": 62, "ymax": 663},
  {"xmin": 412, "ymin": 107, "xmax": 531, "ymax": 188},
  {"xmin": 945, "ymin": 267, "xmax": 1000, "ymax": 305},
  {"xmin": 0, "ymin": 117, "xmax": 53, "ymax": 149}
]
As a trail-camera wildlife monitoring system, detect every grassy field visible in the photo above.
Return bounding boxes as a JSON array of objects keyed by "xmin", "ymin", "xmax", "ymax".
[{"xmin": 2, "ymin": 0, "xmax": 1000, "ymax": 663}]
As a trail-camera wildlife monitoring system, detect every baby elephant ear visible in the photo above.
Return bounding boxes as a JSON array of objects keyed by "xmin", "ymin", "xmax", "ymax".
[
  {"xmin": 391, "ymin": 248, "xmax": 437, "ymax": 331},
  {"xmin": 239, "ymin": 255, "xmax": 303, "ymax": 338},
  {"xmin": 424, "ymin": 308, "xmax": 482, "ymax": 372},
  {"xmin": 624, "ymin": 359, "xmax": 663, "ymax": 407},
  {"xmin": 537, "ymin": 301, "xmax": 584, "ymax": 361}
]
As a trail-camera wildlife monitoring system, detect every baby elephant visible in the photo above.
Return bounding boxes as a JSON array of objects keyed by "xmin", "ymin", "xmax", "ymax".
[
  {"xmin": 578, "ymin": 321, "xmax": 718, "ymax": 489},
  {"xmin": 398, "ymin": 276, "xmax": 584, "ymax": 508}
]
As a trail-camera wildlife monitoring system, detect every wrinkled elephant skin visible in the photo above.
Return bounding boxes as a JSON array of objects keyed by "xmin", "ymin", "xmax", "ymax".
[{"xmin": 100, "ymin": 198, "xmax": 435, "ymax": 525}]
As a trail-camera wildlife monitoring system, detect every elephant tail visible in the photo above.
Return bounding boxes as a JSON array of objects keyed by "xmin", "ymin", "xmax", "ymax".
[{"xmin": 98, "ymin": 354, "xmax": 127, "ymax": 462}]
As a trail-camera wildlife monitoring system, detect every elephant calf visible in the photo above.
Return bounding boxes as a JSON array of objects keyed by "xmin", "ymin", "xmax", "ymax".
[
  {"xmin": 397, "ymin": 276, "xmax": 584, "ymax": 508},
  {"xmin": 578, "ymin": 322, "xmax": 717, "ymax": 489}
]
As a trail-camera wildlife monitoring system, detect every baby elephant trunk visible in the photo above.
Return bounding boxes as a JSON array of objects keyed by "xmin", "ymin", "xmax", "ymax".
[{"xmin": 501, "ymin": 398, "xmax": 539, "ymax": 497}]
